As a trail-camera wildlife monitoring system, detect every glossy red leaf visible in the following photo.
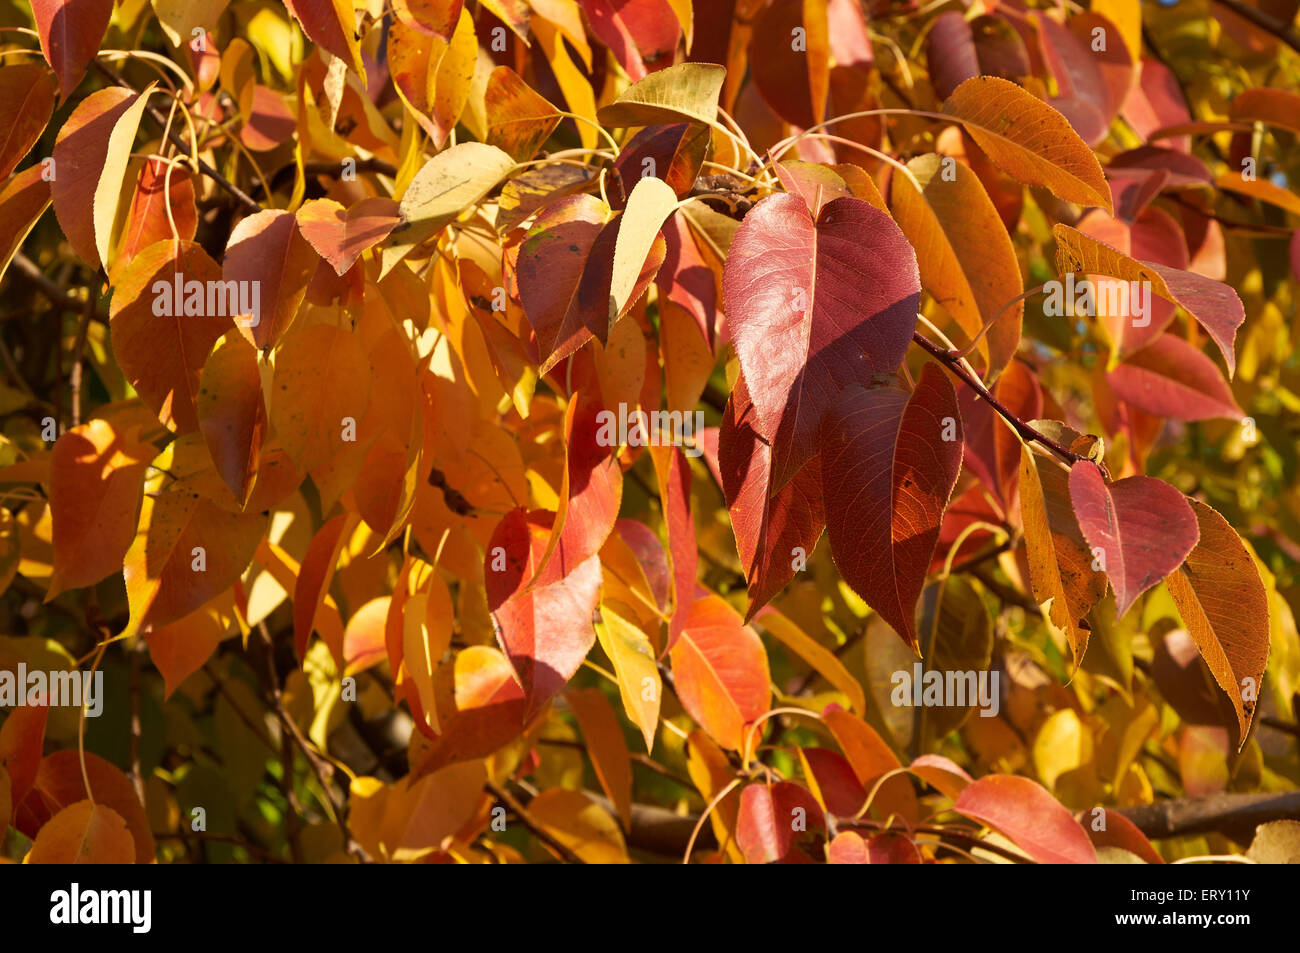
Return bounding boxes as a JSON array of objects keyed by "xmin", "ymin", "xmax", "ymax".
[
  {"xmin": 954, "ymin": 775, "xmax": 1097, "ymax": 864},
  {"xmin": 723, "ymin": 193, "xmax": 921, "ymax": 491},
  {"xmin": 485, "ymin": 508, "xmax": 602, "ymax": 720},
  {"xmin": 736, "ymin": 781, "xmax": 826, "ymax": 864},
  {"xmin": 718, "ymin": 372, "xmax": 825, "ymax": 620},
  {"xmin": 820, "ymin": 363, "xmax": 963, "ymax": 649},
  {"xmin": 1068, "ymin": 460, "xmax": 1199, "ymax": 617}
]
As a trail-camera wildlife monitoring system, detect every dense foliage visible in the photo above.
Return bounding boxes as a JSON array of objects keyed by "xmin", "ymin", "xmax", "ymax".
[{"xmin": 0, "ymin": 0, "xmax": 1298, "ymax": 864}]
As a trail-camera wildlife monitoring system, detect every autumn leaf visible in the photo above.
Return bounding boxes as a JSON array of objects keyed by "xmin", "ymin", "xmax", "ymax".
[
  {"xmin": 943, "ymin": 76, "xmax": 1113, "ymax": 212},
  {"xmin": 296, "ymin": 197, "xmax": 401, "ymax": 276},
  {"xmin": 50, "ymin": 84, "xmax": 155, "ymax": 269},
  {"xmin": 820, "ymin": 364, "xmax": 963, "ymax": 650},
  {"xmin": 954, "ymin": 775, "xmax": 1098, "ymax": 864},
  {"xmin": 485, "ymin": 65, "xmax": 562, "ymax": 161},
  {"xmin": 109, "ymin": 240, "xmax": 235, "ymax": 433},
  {"xmin": 723, "ymin": 193, "xmax": 921, "ymax": 491},
  {"xmin": 48, "ymin": 419, "xmax": 154, "ymax": 597},
  {"xmin": 31, "ymin": 0, "xmax": 114, "ymax": 98},
  {"xmin": 1165, "ymin": 500, "xmax": 1271, "ymax": 744},
  {"xmin": 669, "ymin": 594, "xmax": 770, "ymax": 752},
  {"xmin": 0, "ymin": 64, "xmax": 56, "ymax": 179},
  {"xmin": 486, "ymin": 508, "xmax": 602, "ymax": 720},
  {"xmin": 1068, "ymin": 460, "xmax": 1199, "ymax": 618},
  {"xmin": 27, "ymin": 799, "xmax": 135, "ymax": 864},
  {"xmin": 736, "ymin": 781, "xmax": 826, "ymax": 863},
  {"xmin": 1053, "ymin": 223, "xmax": 1246, "ymax": 376},
  {"xmin": 891, "ymin": 153, "xmax": 1024, "ymax": 377}
]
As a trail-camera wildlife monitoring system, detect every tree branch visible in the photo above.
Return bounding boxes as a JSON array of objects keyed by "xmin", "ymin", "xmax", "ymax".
[
  {"xmin": 1211, "ymin": 0, "xmax": 1300, "ymax": 53},
  {"xmin": 1116, "ymin": 790, "xmax": 1300, "ymax": 841},
  {"xmin": 912, "ymin": 332, "xmax": 1088, "ymax": 466}
]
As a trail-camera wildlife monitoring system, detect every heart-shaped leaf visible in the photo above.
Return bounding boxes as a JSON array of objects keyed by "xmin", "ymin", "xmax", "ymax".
[
  {"xmin": 296, "ymin": 197, "xmax": 401, "ymax": 276},
  {"xmin": 723, "ymin": 193, "xmax": 921, "ymax": 491}
]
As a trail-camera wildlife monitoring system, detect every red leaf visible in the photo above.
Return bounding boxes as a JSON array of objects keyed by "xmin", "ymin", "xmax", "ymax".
[
  {"xmin": 722, "ymin": 193, "xmax": 920, "ymax": 491},
  {"xmin": 1083, "ymin": 808, "xmax": 1163, "ymax": 863},
  {"xmin": 719, "ymin": 372, "xmax": 824, "ymax": 619},
  {"xmin": 222, "ymin": 209, "xmax": 320, "ymax": 349},
  {"xmin": 0, "ymin": 63, "xmax": 57, "ymax": 179},
  {"xmin": 239, "ymin": 85, "xmax": 296, "ymax": 152},
  {"xmin": 579, "ymin": 0, "xmax": 680, "ymax": 82},
  {"xmin": 31, "ymin": 0, "xmax": 114, "ymax": 99},
  {"xmin": 0, "ymin": 704, "xmax": 48, "ymax": 811},
  {"xmin": 296, "ymin": 197, "xmax": 401, "ymax": 276},
  {"xmin": 749, "ymin": 0, "xmax": 825, "ymax": 128},
  {"xmin": 115, "ymin": 159, "xmax": 198, "ymax": 275},
  {"xmin": 926, "ymin": 12, "xmax": 979, "ymax": 101},
  {"xmin": 669, "ymin": 595, "xmax": 770, "ymax": 751},
  {"xmin": 798, "ymin": 747, "xmax": 868, "ymax": 816},
  {"xmin": 736, "ymin": 781, "xmax": 826, "ymax": 863},
  {"xmin": 516, "ymin": 194, "xmax": 663, "ymax": 374},
  {"xmin": 612, "ymin": 124, "xmax": 709, "ymax": 209},
  {"xmin": 1106, "ymin": 333, "xmax": 1242, "ymax": 422},
  {"xmin": 654, "ymin": 210, "xmax": 718, "ymax": 348},
  {"xmin": 50, "ymin": 86, "xmax": 138, "ymax": 267},
  {"xmin": 821, "ymin": 705, "xmax": 918, "ymax": 822},
  {"xmin": 486, "ymin": 508, "xmax": 602, "ymax": 720},
  {"xmin": 954, "ymin": 775, "xmax": 1097, "ymax": 864},
  {"xmin": 533, "ymin": 393, "xmax": 623, "ymax": 588},
  {"xmin": 1068, "ymin": 460, "xmax": 1199, "ymax": 617},
  {"xmin": 650, "ymin": 446, "xmax": 698, "ymax": 655},
  {"xmin": 284, "ymin": 0, "xmax": 364, "ymax": 77},
  {"xmin": 820, "ymin": 363, "xmax": 963, "ymax": 649},
  {"xmin": 409, "ymin": 646, "xmax": 529, "ymax": 779}
]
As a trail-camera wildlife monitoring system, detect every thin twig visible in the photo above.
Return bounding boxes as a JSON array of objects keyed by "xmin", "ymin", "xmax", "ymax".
[
  {"xmin": 912, "ymin": 331, "xmax": 1088, "ymax": 466},
  {"xmin": 485, "ymin": 780, "xmax": 587, "ymax": 864}
]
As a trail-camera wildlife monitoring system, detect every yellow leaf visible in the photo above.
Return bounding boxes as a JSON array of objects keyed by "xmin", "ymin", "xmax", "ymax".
[
  {"xmin": 594, "ymin": 601, "xmax": 661, "ymax": 752},
  {"xmin": 943, "ymin": 76, "xmax": 1112, "ymax": 213},
  {"xmin": 525, "ymin": 788, "xmax": 629, "ymax": 863},
  {"xmin": 610, "ymin": 176, "xmax": 676, "ymax": 330},
  {"xmin": 598, "ymin": 62, "xmax": 727, "ymax": 128},
  {"xmin": 751, "ymin": 607, "xmax": 866, "ymax": 714}
]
